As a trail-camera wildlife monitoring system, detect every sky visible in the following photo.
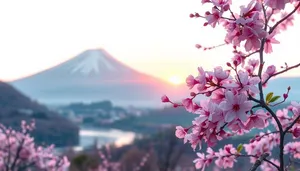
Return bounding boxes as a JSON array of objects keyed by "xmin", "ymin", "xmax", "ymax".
[{"xmin": 0, "ymin": 0, "xmax": 299, "ymax": 83}]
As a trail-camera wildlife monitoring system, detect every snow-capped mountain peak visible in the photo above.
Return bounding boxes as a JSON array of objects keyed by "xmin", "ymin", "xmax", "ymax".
[
  {"xmin": 10, "ymin": 48, "xmax": 188, "ymax": 107},
  {"xmin": 70, "ymin": 49, "xmax": 117, "ymax": 75}
]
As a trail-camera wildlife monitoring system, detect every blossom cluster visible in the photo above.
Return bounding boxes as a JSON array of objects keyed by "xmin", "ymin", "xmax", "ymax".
[
  {"xmin": 166, "ymin": 56, "xmax": 277, "ymax": 150},
  {"xmin": 0, "ymin": 120, "xmax": 69, "ymax": 171},
  {"xmin": 94, "ymin": 145, "xmax": 150, "ymax": 171},
  {"xmin": 190, "ymin": 0, "xmax": 300, "ymax": 53},
  {"xmin": 163, "ymin": 0, "xmax": 300, "ymax": 170}
]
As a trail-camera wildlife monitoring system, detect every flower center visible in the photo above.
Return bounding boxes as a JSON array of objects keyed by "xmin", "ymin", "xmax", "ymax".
[{"xmin": 232, "ymin": 104, "xmax": 240, "ymax": 111}]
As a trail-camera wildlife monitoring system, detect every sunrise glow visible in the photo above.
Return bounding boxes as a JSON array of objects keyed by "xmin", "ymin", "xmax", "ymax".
[{"xmin": 168, "ymin": 75, "xmax": 183, "ymax": 85}]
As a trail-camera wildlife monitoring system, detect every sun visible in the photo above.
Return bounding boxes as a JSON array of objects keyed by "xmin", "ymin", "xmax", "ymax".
[{"xmin": 168, "ymin": 75, "xmax": 183, "ymax": 85}]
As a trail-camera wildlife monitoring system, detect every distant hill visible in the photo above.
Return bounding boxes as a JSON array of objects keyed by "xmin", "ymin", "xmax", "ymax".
[
  {"xmin": 0, "ymin": 81, "xmax": 79, "ymax": 147},
  {"xmin": 266, "ymin": 76, "xmax": 300, "ymax": 101},
  {"xmin": 10, "ymin": 49, "xmax": 188, "ymax": 107}
]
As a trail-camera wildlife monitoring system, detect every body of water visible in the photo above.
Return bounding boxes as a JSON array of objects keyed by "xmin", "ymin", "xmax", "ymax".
[{"xmin": 56, "ymin": 126, "xmax": 136, "ymax": 153}]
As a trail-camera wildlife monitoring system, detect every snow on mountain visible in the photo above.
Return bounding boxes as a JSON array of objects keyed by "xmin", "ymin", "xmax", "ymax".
[
  {"xmin": 10, "ymin": 49, "xmax": 187, "ymax": 107},
  {"xmin": 70, "ymin": 50, "xmax": 117, "ymax": 75}
]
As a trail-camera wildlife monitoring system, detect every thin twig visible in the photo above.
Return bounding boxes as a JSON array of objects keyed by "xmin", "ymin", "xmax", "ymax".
[
  {"xmin": 269, "ymin": 2, "xmax": 300, "ymax": 34},
  {"xmin": 263, "ymin": 62, "xmax": 300, "ymax": 85},
  {"xmin": 284, "ymin": 114, "xmax": 300, "ymax": 135},
  {"xmin": 249, "ymin": 153, "xmax": 270, "ymax": 171}
]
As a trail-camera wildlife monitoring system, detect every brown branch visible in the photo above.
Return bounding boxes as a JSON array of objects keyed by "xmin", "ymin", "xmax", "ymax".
[
  {"xmin": 263, "ymin": 62, "xmax": 300, "ymax": 85},
  {"xmin": 251, "ymin": 131, "xmax": 280, "ymax": 142},
  {"xmin": 249, "ymin": 153, "xmax": 271, "ymax": 171},
  {"xmin": 228, "ymin": 153, "xmax": 279, "ymax": 170},
  {"xmin": 244, "ymin": 50, "xmax": 260, "ymax": 58},
  {"xmin": 269, "ymin": 2, "xmax": 300, "ymax": 34},
  {"xmin": 229, "ymin": 7, "xmax": 237, "ymax": 20},
  {"xmin": 284, "ymin": 114, "xmax": 300, "ymax": 135}
]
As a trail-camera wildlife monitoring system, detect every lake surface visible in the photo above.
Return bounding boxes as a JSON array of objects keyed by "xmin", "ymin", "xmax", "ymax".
[{"xmin": 56, "ymin": 126, "xmax": 136, "ymax": 153}]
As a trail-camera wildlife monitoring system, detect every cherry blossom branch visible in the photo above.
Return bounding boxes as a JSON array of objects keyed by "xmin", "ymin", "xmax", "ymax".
[
  {"xmin": 250, "ymin": 131, "xmax": 280, "ymax": 142},
  {"xmin": 258, "ymin": 47, "xmax": 265, "ymax": 101},
  {"xmin": 11, "ymin": 138, "xmax": 26, "ymax": 170},
  {"xmin": 262, "ymin": 103, "xmax": 284, "ymax": 171},
  {"xmin": 216, "ymin": 123, "xmax": 228, "ymax": 135},
  {"xmin": 248, "ymin": 153, "xmax": 273, "ymax": 171},
  {"xmin": 243, "ymin": 50, "xmax": 260, "ymax": 58},
  {"xmin": 262, "ymin": 4, "xmax": 268, "ymax": 30},
  {"xmin": 269, "ymin": 87, "xmax": 290, "ymax": 107},
  {"xmin": 255, "ymin": 5, "xmax": 287, "ymax": 170},
  {"xmin": 248, "ymin": 95, "xmax": 261, "ymax": 104},
  {"xmin": 221, "ymin": 16, "xmax": 235, "ymax": 21},
  {"xmin": 251, "ymin": 104, "xmax": 262, "ymax": 109},
  {"xmin": 228, "ymin": 153, "xmax": 280, "ymax": 170},
  {"xmin": 284, "ymin": 114, "xmax": 300, "ymax": 135},
  {"xmin": 269, "ymin": 2, "xmax": 300, "ymax": 34},
  {"xmin": 228, "ymin": 7, "xmax": 236, "ymax": 20},
  {"xmin": 263, "ymin": 62, "xmax": 300, "ymax": 85}
]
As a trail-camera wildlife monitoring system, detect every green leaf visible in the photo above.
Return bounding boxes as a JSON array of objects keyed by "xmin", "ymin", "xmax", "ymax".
[
  {"xmin": 269, "ymin": 95, "xmax": 281, "ymax": 103},
  {"xmin": 237, "ymin": 144, "xmax": 243, "ymax": 153},
  {"xmin": 266, "ymin": 92, "xmax": 274, "ymax": 102}
]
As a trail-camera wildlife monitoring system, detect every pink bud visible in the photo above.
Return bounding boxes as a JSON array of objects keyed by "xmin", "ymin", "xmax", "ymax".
[
  {"xmin": 283, "ymin": 93, "xmax": 288, "ymax": 99},
  {"xmin": 189, "ymin": 13, "xmax": 195, "ymax": 18},
  {"xmin": 205, "ymin": 91, "xmax": 212, "ymax": 97},
  {"xmin": 292, "ymin": 127, "xmax": 300, "ymax": 138},
  {"xmin": 288, "ymin": 86, "xmax": 291, "ymax": 91},
  {"xmin": 266, "ymin": 65, "xmax": 276, "ymax": 75},
  {"xmin": 161, "ymin": 95, "xmax": 170, "ymax": 103},
  {"xmin": 195, "ymin": 44, "xmax": 202, "ymax": 49},
  {"xmin": 190, "ymin": 92, "xmax": 196, "ymax": 97}
]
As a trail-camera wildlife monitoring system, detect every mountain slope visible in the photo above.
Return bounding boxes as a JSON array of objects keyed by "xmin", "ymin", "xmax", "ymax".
[
  {"xmin": 0, "ymin": 81, "xmax": 79, "ymax": 147},
  {"xmin": 10, "ymin": 49, "xmax": 187, "ymax": 107}
]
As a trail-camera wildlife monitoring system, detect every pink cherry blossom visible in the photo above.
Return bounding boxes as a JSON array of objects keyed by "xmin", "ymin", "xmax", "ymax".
[
  {"xmin": 163, "ymin": 1, "xmax": 300, "ymax": 170},
  {"xmin": 237, "ymin": 70, "xmax": 261, "ymax": 93},
  {"xmin": 219, "ymin": 91, "xmax": 252, "ymax": 122},
  {"xmin": 214, "ymin": 66, "xmax": 230, "ymax": 81},
  {"xmin": 265, "ymin": 0, "xmax": 289, "ymax": 10},
  {"xmin": 210, "ymin": 88, "xmax": 226, "ymax": 104},
  {"xmin": 205, "ymin": 8, "xmax": 222, "ymax": 28},
  {"xmin": 193, "ymin": 153, "xmax": 209, "ymax": 170},
  {"xmin": 247, "ymin": 59, "xmax": 259, "ymax": 70},
  {"xmin": 245, "ymin": 109, "xmax": 270, "ymax": 130},
  {"xmin": 175, "ymin": 126, "xmax": 187, "ymax": 139},
  {"xmin": 186, "ymin": 75, "xmax": 199, "ymax": 89},
  {"xmin": 265, "ymin": 31, "xmax": 280, "ymax": 53},
  {"xmin": 196, "ymin": 67, "xmax": 207, "ymax": 91},
  {"xmin": 182, "ymin": 98, "xmax": 194, "ymax": 113},
  {"xmin": 211, "ymin": 0, "xmax": 231, "ymax": 11},
  {"xmin": 284, "ymin": 142, "xmax": 300, "ymax": 159}
]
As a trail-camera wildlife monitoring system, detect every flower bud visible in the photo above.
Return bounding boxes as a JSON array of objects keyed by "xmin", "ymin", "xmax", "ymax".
[
  {"xmin": 190, "ymin": 92, "xmax": 196, "ymax": 97},
  {"xmin": 195, "ymin": 44, "xmax": 202, "ymax": 49},
  {"xmin": 161, "ymin": 95, "xmax": 170, "ymax": 103},
  {"xmin": 266, "ymin": 65, "xmax": 276, "ymax": 75}
]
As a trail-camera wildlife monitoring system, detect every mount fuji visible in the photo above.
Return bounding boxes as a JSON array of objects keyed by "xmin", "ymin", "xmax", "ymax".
[{"xmin": 10, "ymin": 49, "xmax": 187, "ymax": 107}]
